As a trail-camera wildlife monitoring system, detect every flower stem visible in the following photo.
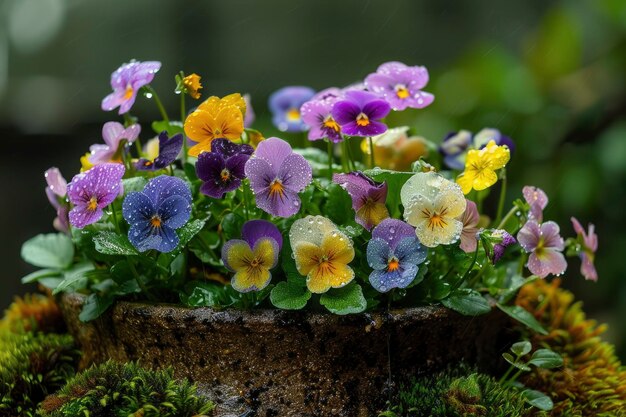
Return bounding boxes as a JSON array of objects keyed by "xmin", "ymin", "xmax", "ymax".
[
  {"xmin": 497, "ymin": 206, "xmax": 518, "ymax": 230},
  {"xmin": 450, "ymin": 247, "xmax": 479, "ymax": 293},
  {"xmin": 127, "ymin": 257, "xmax": 153, "ymax": 300},
  {"xmin": 242, "ymin": 181, "xmax": 251, "ymax": 221},
  {"xmin": 368, "ymin": 136, "xmax": 375, "ymax": 168},
  {"xmin": 146, "ymin": 85, "xmax": 169, "ymax": 123},
  {"xmin": 110, "ymin": 202, "xmax": 122, "ymax": 235},
  {"xmin": 180, "ymin": 91, "xmax": 187, "ymax": 164},
  {"xmin": 327, "ymin": 139, "xmax": 334, "ymax": 181},
  {"xmin": 494, "ymin": 169, "xmax": 507, "ymax": 226},
  {"xmin": 340, "ymin": 140, "xmax": 350, "ymax": 172}
]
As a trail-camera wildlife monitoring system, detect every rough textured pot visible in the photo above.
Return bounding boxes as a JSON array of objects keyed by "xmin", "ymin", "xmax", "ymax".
[{"xmin": 59, "ymin": 293, "xmax": 513, "ymax": 417}]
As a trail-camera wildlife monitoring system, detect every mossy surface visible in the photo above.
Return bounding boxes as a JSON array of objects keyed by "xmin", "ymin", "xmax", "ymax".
[
  {"xmin": 0, "ymin": 293, "xmax": 65, "ymax": 334},
  {"xmin": 382, "ymin": 365, "xmax": 529, "ymax": 417},
  {"xmin": 39, "ymin": 361, "xmax": 215, "ymax": 417},
  {"xmin": 516, "ymin": 279, "xmax": 626, "ymax": 417}
]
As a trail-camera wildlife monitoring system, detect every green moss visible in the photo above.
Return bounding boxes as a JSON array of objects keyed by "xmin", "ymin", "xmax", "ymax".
[
  {"xmin": 0, "ymin": 331, "xmax": 80, "ymax": 417},
  {"xmin": 39, "ymin": 361, "xmax": 214, "ymax": 417},
  {"xmin": 382, "ymin": 365, "xmax": 529, "ymax": 417}
]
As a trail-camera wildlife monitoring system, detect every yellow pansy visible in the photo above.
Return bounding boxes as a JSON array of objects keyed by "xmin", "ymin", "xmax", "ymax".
[
  {"xmin": 289, "ymin": 216, "xmax": 355, "ymax": 294},
  {"xmin": 144, "ymin": 136, "xmax": 160, "ymax": 161},
  {"xmin": 182, "ymin": 73, "xmax": 203, "ymax": 99},
  {"xmin": 223, "ymin": 238, "xmax": 279, "ymax": 292},
  {"xmin": 456, "ymin": 140, "xmax": 510, "ymax": 195},
  {"xmin": 184, "ymin": 94, "xmax": 245, "ymax": 157},
  {"xmin": 401, "ymin": 172, "xmax": 466, "ymax": 247}
]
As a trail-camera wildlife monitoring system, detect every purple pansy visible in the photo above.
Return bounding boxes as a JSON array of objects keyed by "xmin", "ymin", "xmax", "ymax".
[
  {"xmin": 440, "ymin": 128, "xmax": 515, "ymax": 170},
  {"xmin": 332, "ymin": 172, "xmax": 389, "ymax": 230},
  {"xmin": 300, "ymin": 99, "xmax": 342, "ymax": 142},
  {"xmin": 196, "ymin": 138, "xmax": 254, "ymax": 198},
  {"xmin": 312, "ymin": 87, "xmax": 343, "ymax": 102},
  {"xmin": 101, "ymin": 60, "xmax": 161, "ymax": 115},
  {"xmin": 135, "ymin": 131, "xmax": 183, "ymax": 171},
  {"xmin": 244, "ymin": 137, "xmax": 312, "ymax": 218},
  {"xmin": 243, "ymin": 94, "xmax": 255, "ymax": 128},
  {"xmin": 489, "ymin": 229, "xmax": 517, "ymax": 264},
  {"xmin": 571, "ymin": 217, "xmax": 598, "ymax": 282},
  {"xmin": 331, "ymin": 90, "xmax": 391, "ymax": 137},
  {"xmin": 268, "ymin": 86, "xmax": 315, "ymax": 132},
  {"xmin": 365, "ymin": 61, "xmax": 434, "ymax": 111},
  {"xmin": 517, "ymin": 220, "xmax": 567, "ymax": 278},
  {"xmin": 44, "ymin": 167, "xmax": 70, "ymax": 233},
  {"xmin": 90, "ymin": 122, "xmax": 141, "ymax": 165},
  {"xmin": 122, "ymin": 175, "xmax": 192, "ymax": 253},
  {"xmin": 366, "ymin": 219, "xmax": 427, "ymax": 292},
  {"xmin": 67, "ymin": 163, "xmax": 125, "ymax": 229},
  {"xmin": 523, "ymin": 186, "xmax": 548, "ymax": 223}
]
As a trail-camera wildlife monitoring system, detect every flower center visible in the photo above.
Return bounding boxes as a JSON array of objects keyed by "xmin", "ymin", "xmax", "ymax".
[
  {"xmin": 249, "ymin": 257, "xmax": 262, "ymax": 268},
  {"xmin": 421, "ymin": 207, "xmax": 449, "ymax": 230},
  {"xmin": 323, "ymin": 116, "xmax": 340, "ymax": 132},
  {"xmin": 269, "ymin": 179, "xmax": 285, "ymax": 198},
  {"xmin": 287, "ymin": 108, "xmax": 300, "ymax": 122},
  {"xmin": 124, "ymin": 85, "xmax": 134, "ymax": 100},
  {"xmin": 87, "ymin": 196, "xmax": 98, "ymax": 211},
  {"xmin": 387, "ymin": 257, "xmax": 400, "ymax": 272},
  {"xmin": 220, "ymin": 168, "xmax": 231, "ymax": 182},
  {"xmin": 150, "ymin": 215, "xmax": 162, "ymax": 228},
  {"xmin": 395, "ymin": 85, "xmax": 410, "ymax": 99},
  {"xmin": 356, "ymin": 112, "xmax": 370, "ymax": 127}
]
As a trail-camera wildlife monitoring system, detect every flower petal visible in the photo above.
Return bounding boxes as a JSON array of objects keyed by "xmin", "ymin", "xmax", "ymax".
[
  {"xmin": 142, "ymin": 175, "xmax": 192, "ymax": 207},
  {"xmin": 517, "ymin": 221, "xmax": 541, "ymax": 252},
  {"xmin": 394, "ymin": 237, "xmax": 427, "ymax": 265},
  {"xmin": 372, "ymin": 219, "xmax": 415, "ymax": 250},
  {"xmin": 122, "ymin": 191, "xmax": 155, "ymax": 224},
  {"xmin": 242, "ymin": 220, "xmax": 283, "ymax": 250},
  {"xmin": 158, "ymin": 195, "xmax": 191, "ymax": 229},
  {"xmin": 253, "ymin": 137, "xmax": 294, "ymax": 170},
  {"xmin": 222, "ymin": 239, "xmax": 253, "ymax": 272},
  {"xmin": 278, "ymin": 153, "xmax": 312, "ymax": 192},
  {"xmin": 527, "ymin": 249, "xmax": 567, "ymax": 278},
  {"xmin": 366, "ymin": 238, "xmax": 391, "ymax": 270}
]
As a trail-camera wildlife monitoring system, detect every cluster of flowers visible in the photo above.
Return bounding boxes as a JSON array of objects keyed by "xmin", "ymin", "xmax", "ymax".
[{"xmin": 37, "ymin": 59, "xmax": 598, "ymax": 319}]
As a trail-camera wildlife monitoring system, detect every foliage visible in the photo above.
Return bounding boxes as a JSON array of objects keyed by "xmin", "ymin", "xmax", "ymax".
[
  {"xmin": 515, "ymin": 279, "xmax": 626, "ymax": 416},
  {"xmin": 38, "ymin": 361, "xmax": 214, "ymax": 417}
]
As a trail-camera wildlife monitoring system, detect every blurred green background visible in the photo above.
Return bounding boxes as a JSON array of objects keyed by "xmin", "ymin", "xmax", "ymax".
[{"xmin": 1, "ymin": 0, "xmax": 625, "ymax": 356}]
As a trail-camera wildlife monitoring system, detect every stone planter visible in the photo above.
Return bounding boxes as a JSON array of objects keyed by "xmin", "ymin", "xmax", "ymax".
[{"xmin": 59, "ymin": 293, "xmax": 513, "ymax": 417}]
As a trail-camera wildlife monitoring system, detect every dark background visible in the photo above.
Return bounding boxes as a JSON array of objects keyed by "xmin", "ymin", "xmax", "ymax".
[{"xmin": 1, "ymin": 0, "xmax": 625, "ymax": 356}]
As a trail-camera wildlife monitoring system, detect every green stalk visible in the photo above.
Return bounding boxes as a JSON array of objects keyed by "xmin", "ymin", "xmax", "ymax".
[
  {"xmin": 497, "ymin": 206, "xmax": 518, "ymax": 230},
  {"xmin": 180, "ymin": 91, "xmax": 187, "ymax": 164},
  {"xmin": 494, "ymin": 169, "xmax": 507, "ymax": 226},
  {"xmin": 145, "ymin": 85, "xmax": 169, "ymax": 123},
  {"xmin": 110, "ymin": 202, "xmax": 122, "ymax": 235},
  {"xmin": 368, "ymin": 136, "xmax": 375, "ymax": 168},
  {"xmin": 327, "ymin": 140, "xmax": 334, "ymax": 181},
  {"xmin": 450, "ymin": 247, "xmax": 479, "ymax": 293},
  {"xmin": 242, "ymin": 181, "xmax": 251, "ymax": 221},
  {"xmin": 340, "ymin": 140, "xmax": 350, "ymax": 172}
]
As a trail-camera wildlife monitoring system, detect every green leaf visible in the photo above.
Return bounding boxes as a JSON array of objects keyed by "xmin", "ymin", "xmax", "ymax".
[
  {"xmin": 441, "ymin": 289, "xmax": 491, "ymax": 316},
  {"xmin": 183, "ymin": 162, "xmax": 199, "ymax": 182},
  {"xmin": 93, "ymin": 232, "xmax": 138, "ymax": 256},
  {"xmin": 528, "ymin": 349, "xmax": 563, "ymax": 369},
  {"xmin": 52, "ymin": 263, "xmax": 94, "ymax": 295},
  {"xmin": 362, "ymin": 168, "xmax": 413, "ymax": 217},
  {"xmin": 502, "ymin": 353, "xmax": 532, "ymax": 371},
  {"xmin": 179, "ymin": 281, "xmax": 232, "ymax": 308},
  {"xmin": 21, "ymin": 269, "xmax": 61, "ymax": 284},
  {"xmin": 324, "ymin": 183, "xmax": 353, "ymax": 225},
  {"xmin": 79, "ymin": 293, "xmax": 115, "ymax": 322},
  {"xmin": 177, "ymin": 219, "xmax": 206, "ymax": 249},
  {"xmin": 21, "ymin": 233, "xmax": 74, "ymax": 269},
  {"xmin": 497, "ymin": 304, "xmax": 548, "ymax": 335},
  {"xmin": 151, "ymin": 120, "xmax": 184, "ymax": 136},
  {"xmin": 221, "ymin": 213, "xmax": 245, "ymax": 241},
  {"xmin": 500, "ymin": 275, "xmax": 539, "ymax": 304},
  {"xmin": 522, "ymin": 389, "xmax": 553, "ymax": 411},
  {"xmin": 121, "ymin": 177, "xmax": 148, "ymax": 195},
  {"xmin": 270, "ymin": 281, "xmax": 311, "ymax": 310},
  {"xmin": 319, "ymin": 283, "xmax": 367, "ymax": 315},
  {"xmin": 511, "ymin": 341, "xmax": 532, "ymax": 356}
]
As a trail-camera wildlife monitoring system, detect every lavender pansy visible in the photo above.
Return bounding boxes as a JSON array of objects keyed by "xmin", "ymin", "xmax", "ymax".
[
  {"xmin": 196, "ymin": 138, "xmax": 254, "ymax": 198},
  {"xmin": 122, "ymin": 176, "xmax": 192, "ymax": 253},
  {"xmin": 44, "ymin": 167, "xmax": 69, "ymax": 233},
  {"xmin": 571, "ymin": 217, "xmax": 598, "ymax": 281},
  {"xmin": 90, "ymin": 122, "xmax": 141, "ymax": 165},
  {"xmin": 523, "ymin": 185, "xmax": 548, "ymax": 222},
  {"xmin": 517, "ymin": 220, "xmax": 567, "ymax": 278},
  {"xmin": 135, "ymin": 131, "xmax": 183, "ymax": 171},
  {"xmin": 367, "ymin": 219, "xmax": 427, "ymax": 292},
  {"xmin": 485, "ymin": 229, "xmax": 516, "ymax": 264},
  {"xmin": 101, "ymin": 60, "xmax": 161, "ymax": 115},
  {"xmin": 312, "ymin": 87, "xmax": 343, "ymax": 102},
  {"xmin": 365, "ymin": 61, "xmax": 434, "ymax": 111},
  {"xmin": 245, "ymin": 138, "xmax": 312, "ymax": 217},
  {"xmin": 268, "ymin": 86, "xmax": 315, "ymax": 132},
  {"xmin": 332, "ymin": 172, "xmax": 389, "ymax": 230},
  {"xmin": 67, "ymin": 163, "xmax": 125, "ymax": 229},
  {"xmin": 440, "ymin": 128, "xmax": 515, "ymax": 170},
  {"xmin": 300, "ymin": 99, "xmax": 342, "ymax": 142},
  {"xmin": 331, "ymin": 90, "xmax": 391, "ymax": 137}
]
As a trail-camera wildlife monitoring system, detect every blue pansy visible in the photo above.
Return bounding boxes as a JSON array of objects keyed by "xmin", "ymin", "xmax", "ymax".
[
  {"xmin": 366, "ymin": 219, "xmax": 427, "ymax": 292},
  {"xmin": 122, "ymin": 175, "xmax": 192, "ymax": 252}
]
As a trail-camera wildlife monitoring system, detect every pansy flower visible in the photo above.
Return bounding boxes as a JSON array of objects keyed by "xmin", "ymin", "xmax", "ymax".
[
  {"xmin": 135, "ymin": 131, "xmax": 184, "ymax": 171},
  {"xmin": 289, "ymin": 216, "xmax": 355, "ymax": 294},
  {"xmin": 331, "ymin": 90, "xmax": 391, "ymax": 137},
  {"xmin": 268, "ymin": 86, "xmax": 315, "ymax": 132},
  {"xmin": 122, "ymin": 176, "xmax": 192, "ymax": 253},
  {"xmin": 361, "ymin": 127, "xmax": 429, "ymax": 171},
  {"xmin": 571, "ymin": 217, "xmax": 598, "ymax": 281},
  {"xmin": 89, "ymin": 122, "xmax": 141, "ymax": 165},
  {"xmin": 101, "ymin": 60, "xmax": 161, "ymax": 115},
  {"xmin": 67, "ymin": 163, "xmax": 125, "ymax": 229},
  {"xmin": 245, "ymin": 138, "xmax": 312, "ymax": 218},
  {"xmin": 366, "ymin": 219, "xmax": 427, "ymax": 292},
  {"xmin": 182, "ymin": 73, "xmax": 202, "ymax": 99},
  {"xmin": 517, "ymin": 220, "xmax": 567, "ymax": 278},
  {"xmin": 440, "ymin": 128, "xmax": 515, "ymax": 170},
  {"xmin": 481, "ymin": 229, "xmax": 516, "ymax": 264},
  {"xmin": 456, "ymin": 140, "xmax": 510, "ymax": 195},
  {"xmin": 332, "ymin": 172, "xmax": 389, "ymax": 230},
  {"xmin": 458, "ymin": 199, "xmax": 480, "ymax": 253},
  {"xmin": 222, "ymin": 220, "xmax": 283, "ymax": 292},
  {"xmin": 196, "ymin": 138, "xmax": 254, "ymax": 198},
  {"xmin": 364, "ymin": 61, "xmax": 434, "ymax": 111},
  {"xmin": 400, "ymin": 171, "xmax": 466, "ymax": 248},
  {"xmin": 300, "ymin": 99, "xmax": 342, "ymax": 142},
  {"xmin": 243, "ymin": 94, "xmax": 255, "ymax": 128},
  {"xmin": 523, "ymin": 185, "xmax": 548, "ymax": 222},
  {"xmin": 312, "ymin": 87, "xmax": 343, "ymax": 102},
  {"xmin": 184, "ymin": 93, "xmax": 246, "ymax": 157},
  {"xmin": 44, "ymin": 167, "xmax": 70, "ymax": 233}
]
